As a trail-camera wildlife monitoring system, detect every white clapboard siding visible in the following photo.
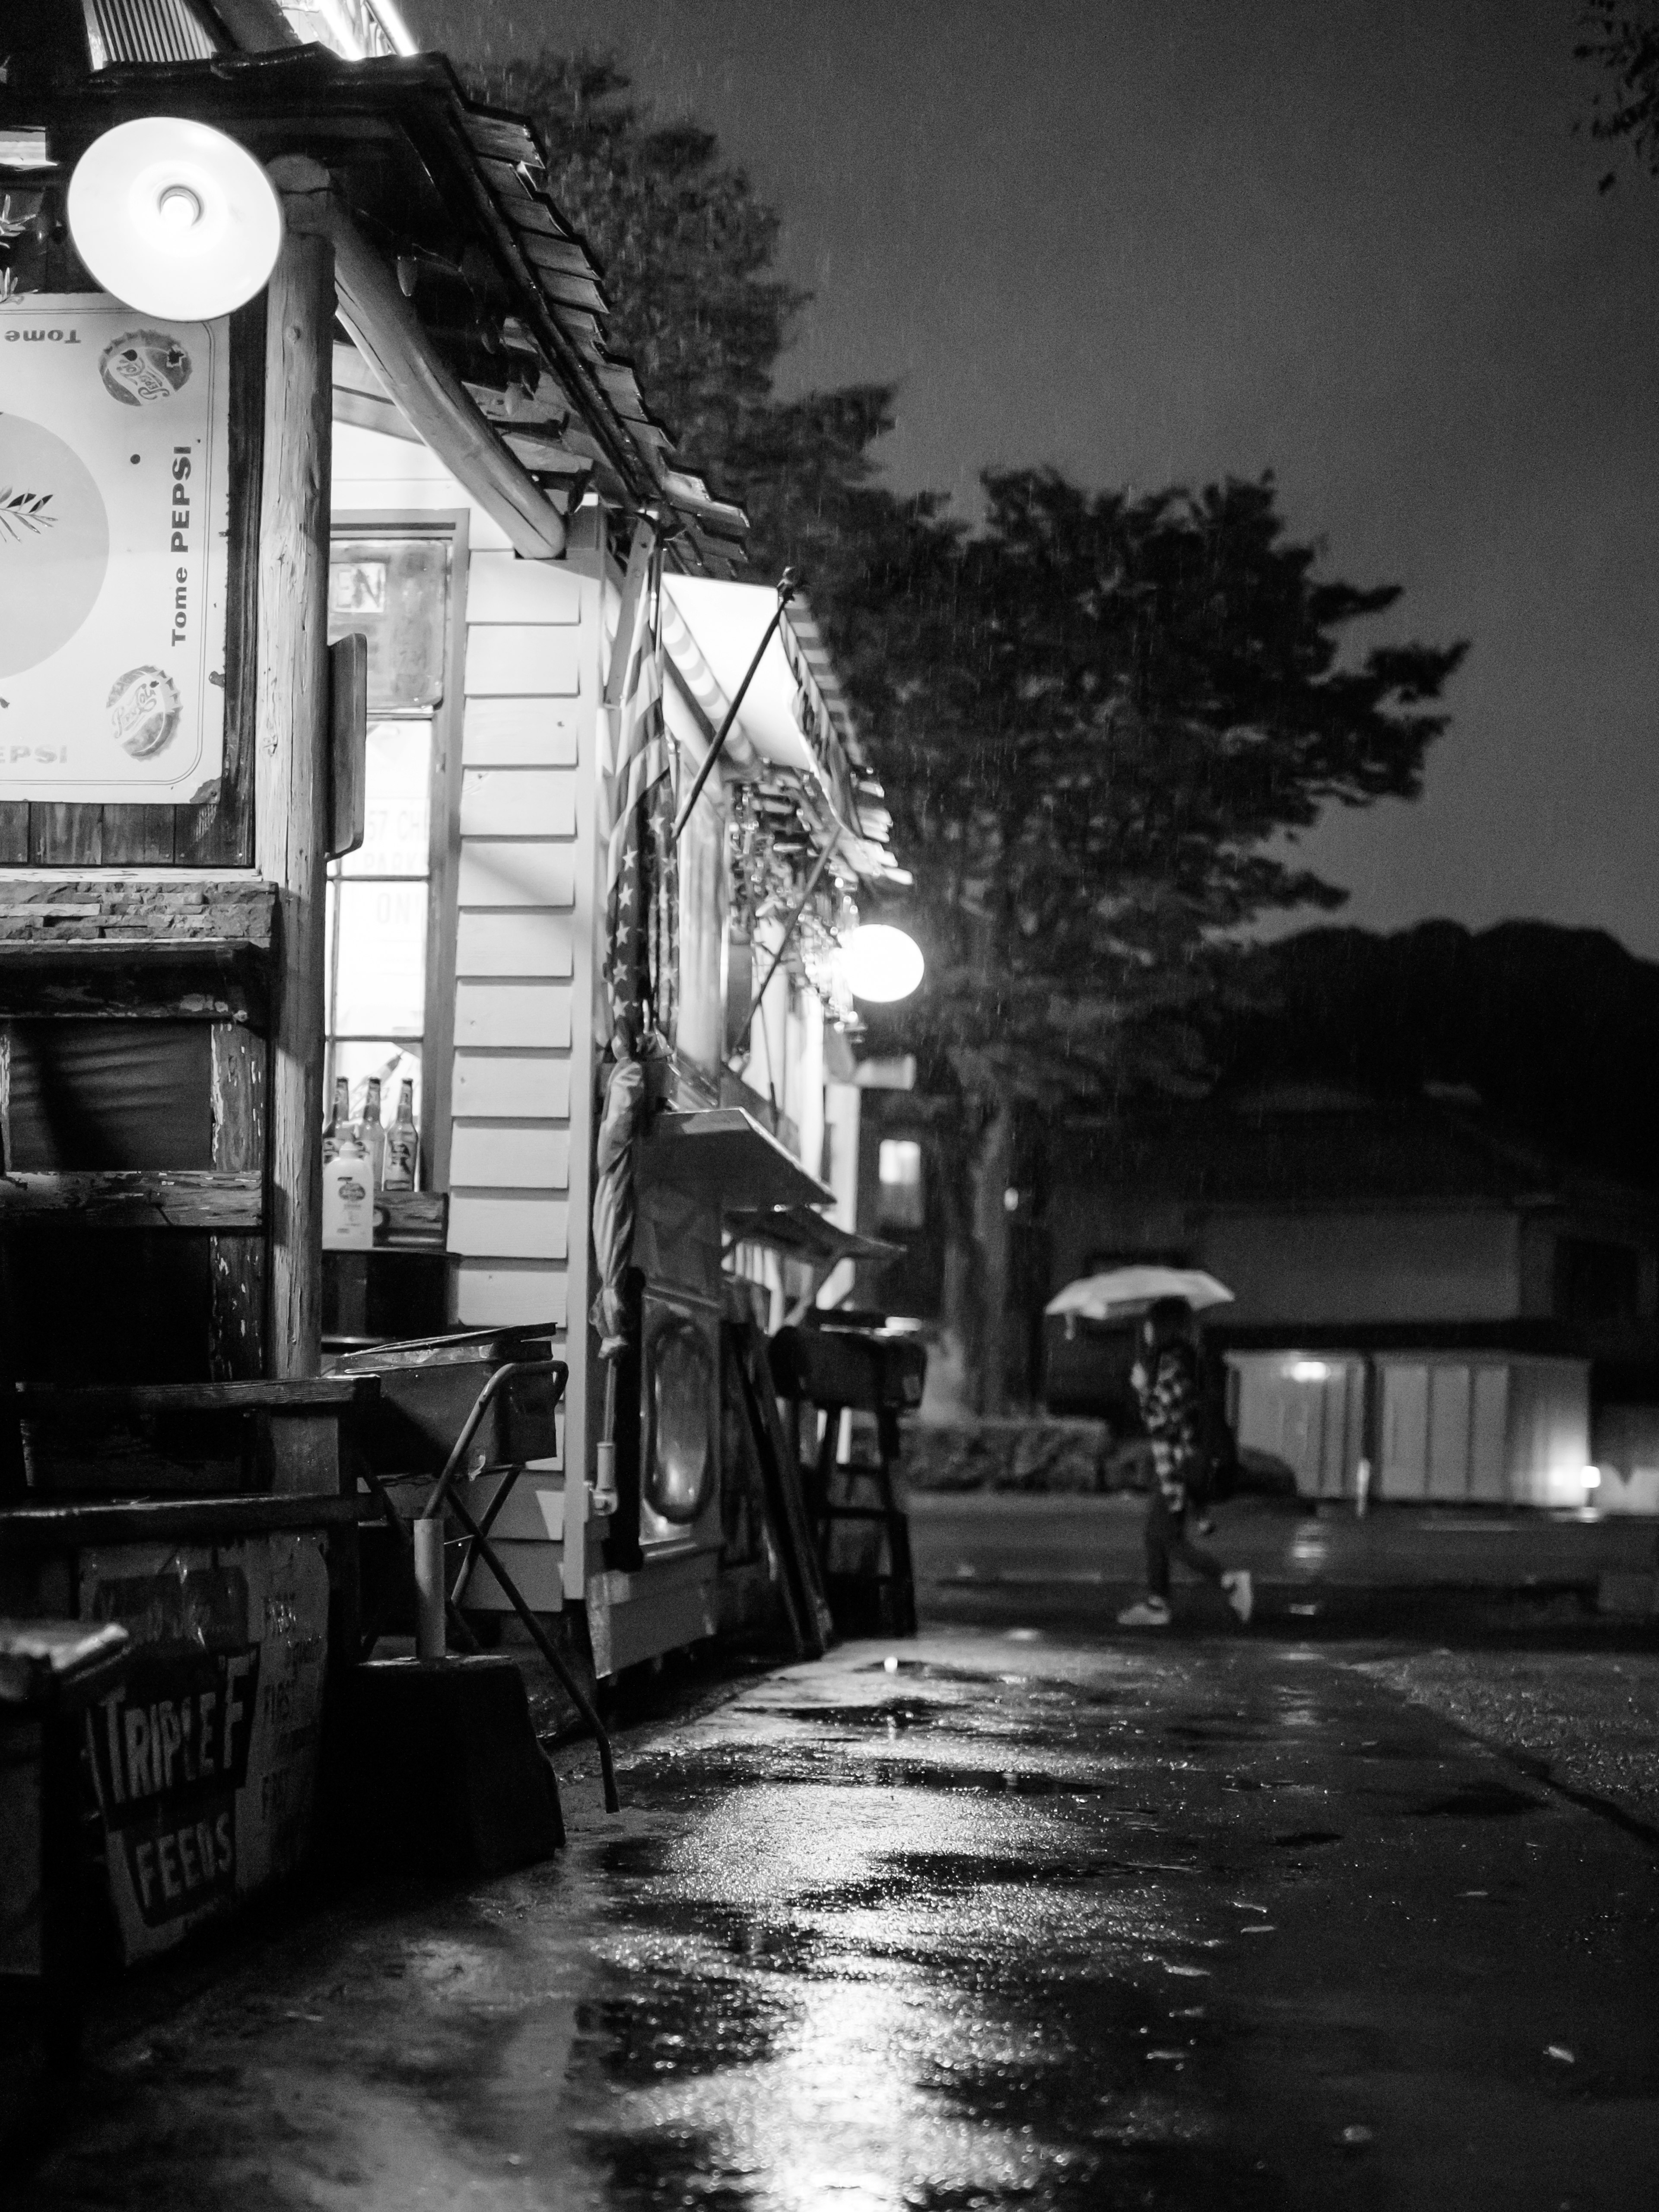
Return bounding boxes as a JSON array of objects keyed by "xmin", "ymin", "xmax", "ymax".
[
  {"xmin": 454, "ymin": 981, "xmax": 571, "ymax": 1049},
  {"xmin": 451, "ymin": 1124, "xmax": 570, "ymax": 1189},
  {"xmin": 464, "ymin": 626, "xmax": 582, "ymax": 696},
  {"xmin": 456, "ymin": 1262, "xmax": 571, "ymax": 1328},
  {"xmin": 451, "ymin": 1055, "xmax": 571, "ymax": 1119},
  {"xmin": 449, "ymin": 1197, "xmax": 569, "ymax": 1259},
  {"xmin": 461, "ymin": 768, "xmax": 576, "ymax": 839},
  {"xmin": 464, "ymin": 697, "xmax": 580, "ymax": 767},
  {"xmin": 456, "ymin": 910, "xmax": 574, "ymax": 979},
  {"xmin": 457, "ymin": 844, "xmax": 575, "ymax": 908},
  {"xmin": 461, "ymin": 1539, "xmax": 565, "ymax": 1612},
  {"xmin": 468, "ymin": 1471, "xmax": 567, "ymax": 1539},
  {"xmin": 468, "ymin": 550, "xmax": 582, "ymax": 624},
  {"xmin": 443, "ymin": 550, "xmax": 591, "ymax": 1431}
]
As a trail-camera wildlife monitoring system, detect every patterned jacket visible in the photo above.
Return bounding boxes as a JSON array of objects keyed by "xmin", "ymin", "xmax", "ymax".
[{"xmin": 1133, "ymin": 1339, "xmax": 1205, "ymax": 1510}]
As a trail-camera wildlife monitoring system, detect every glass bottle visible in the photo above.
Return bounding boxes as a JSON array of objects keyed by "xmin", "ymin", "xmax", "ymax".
[
  {"xmin": 322, "ymin": 1074, "xmax": 350, "ymax": 1164},
  {"xmin": 361, "ymin": 1076, "xmax": 386, "ymax": 1190},
  {"xmin": 382, "ymin": 1078, "xmax": 419, "ymax": 1193}
]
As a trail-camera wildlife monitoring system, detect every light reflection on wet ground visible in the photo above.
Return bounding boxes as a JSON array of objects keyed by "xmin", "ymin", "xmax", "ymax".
[{"xmin": 11, "ymin": 1625, "xmax": 1659, "ymax": 2210}]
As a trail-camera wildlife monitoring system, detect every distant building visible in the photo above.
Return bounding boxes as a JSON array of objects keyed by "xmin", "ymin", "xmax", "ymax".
[{"xmin": 861, "ymin": 1075, "xmax": 1659, "ymax": 1511}]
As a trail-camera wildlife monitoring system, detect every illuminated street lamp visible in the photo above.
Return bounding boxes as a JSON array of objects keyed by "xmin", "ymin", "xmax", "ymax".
[
  {"xmin": 67, "ymin": 117, "xmax": 283, "ymax": 320},
  {"xmin": 841, "ymin": 922, "xmax": 924, "ymax": 1003}
]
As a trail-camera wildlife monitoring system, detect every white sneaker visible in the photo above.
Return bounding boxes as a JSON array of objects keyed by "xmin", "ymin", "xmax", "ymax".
[
  {"xmin": 1117, "ymin": 1595, "xmax": 1172, "ymax": 1628},
  {"xmin": 1223, "ymin": 1570, "xmax": 1253, "ymax": 1625}
]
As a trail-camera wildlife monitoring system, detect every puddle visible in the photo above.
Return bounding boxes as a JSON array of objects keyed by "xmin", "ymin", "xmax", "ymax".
[
  {"xmin": 1166, "ymin": 1723, "xmax": 1277, "ymax": 1746},
  {"xmin": 742, "ymin": 1699, "xmax": 950, "ymax": 1729},
  {"xmin": 583, "ymin": 1974, "xmax": 790, "ymax": 2086},
  {"xmin": 854, "ymin": 1659, "xmax": 1008, "ymax": 1685},
  {"xmin": 1270, "ymin": 1829, "xmax": 1342, "ymax": 1848},
  {"xmin": 1413, "ymin": 1780, "xmax": 1544, "ymax": 1819},
  {"xmin": 810, "ymin": 1849, "xmax": 1196, "ymax": 1901},
  {"xmin": 637, "ymin": 1744, "xmax": 1136, "ymax": 1799},
  {"xmin": 843, "ymin": 1760, "xmax": 1128, "ymax": 1798}
]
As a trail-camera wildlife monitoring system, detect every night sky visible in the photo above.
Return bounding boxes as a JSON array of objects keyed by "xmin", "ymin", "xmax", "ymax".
[{"xmin": 411, "ymin": 1, "xmax": 1659, "ymax": 960}]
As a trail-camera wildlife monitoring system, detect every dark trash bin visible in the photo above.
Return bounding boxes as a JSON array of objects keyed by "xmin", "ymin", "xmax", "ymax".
[{"xmin": 0, "ymin": 1618, "xmax": 130, "ymax": 2062}]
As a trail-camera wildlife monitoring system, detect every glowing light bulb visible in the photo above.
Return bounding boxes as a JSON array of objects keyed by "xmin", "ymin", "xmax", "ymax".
[
  {"xmin": 840, "ymin": 923, "xmax": 924, "ymax": 1004},
  {"xmin": 156, "ymin": 184, "xmax": 203, "ymax": 231},
  {"xmin": 68, "ymin": 117, "xmax": 283, "ymax": 320}
]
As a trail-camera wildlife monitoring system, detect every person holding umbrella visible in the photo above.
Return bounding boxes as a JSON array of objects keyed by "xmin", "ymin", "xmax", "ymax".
[{"xmin": 1116, "ymin": 1296, "xmax": 1253, "ymax": 1630}]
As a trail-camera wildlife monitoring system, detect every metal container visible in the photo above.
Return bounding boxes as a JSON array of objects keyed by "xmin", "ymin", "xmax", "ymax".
[{"xmin": 330, "ymin": 1326, "xmax": 559, "ymax": 1477}]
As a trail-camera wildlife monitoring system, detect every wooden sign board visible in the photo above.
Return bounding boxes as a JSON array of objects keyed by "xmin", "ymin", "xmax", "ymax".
[
  {"xmin": 77, "ymin": 1529, "xmax": 331, "ymax": 1962},
  {"xmin": 0, "ymin": 294, "xmax": 231, "ymax": 804}
]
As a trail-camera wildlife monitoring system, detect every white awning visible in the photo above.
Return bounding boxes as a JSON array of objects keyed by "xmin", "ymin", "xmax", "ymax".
[
  {"xmin": 661, "ymin": 575, "xmax": 904, "ymax": 884},
  {"xmin": 662, "ymin": 576, "xmax": 820, "ymax": 778}
]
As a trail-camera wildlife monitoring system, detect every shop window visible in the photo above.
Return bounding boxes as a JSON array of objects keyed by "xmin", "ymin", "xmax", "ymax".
[
  {"xmin": 325, "ymin": 533, "xmax": 457, "ymax": 1170},
  {"xmin": 877, "ymin": 1137, "xmax": 925, "ymax": 1230}
]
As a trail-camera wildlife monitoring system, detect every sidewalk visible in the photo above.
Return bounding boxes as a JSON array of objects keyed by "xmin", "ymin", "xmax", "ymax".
[
  {"xmin": 909, "ymin": 1491, "xmax": 1659, "ymax": 1608},
  {"xmin": 11, "ymin": 1624, "xmax": 1659, "ymax": 2209}
]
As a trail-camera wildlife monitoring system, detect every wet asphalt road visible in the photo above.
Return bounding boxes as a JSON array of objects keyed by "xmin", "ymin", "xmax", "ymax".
[{"xmin": 13, "ymin": 1616, "xmax": 1659, "ymax": 2212}]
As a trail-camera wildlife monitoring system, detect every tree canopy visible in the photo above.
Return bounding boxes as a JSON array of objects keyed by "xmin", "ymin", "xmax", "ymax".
[
  {"xmin": 842, "ymin": 471, "xmax": 1465, "ymax": 1106},
  {"xmin": 493, "ymin": 52, "xmax": 1464, "ymax": 1113},
  {"xmin": 472, "ymin": 51, "xmax": 911, "ymax": 593},
  {"xmin": 1577, "ymin": 3, "xmax": 1659, "ymax": 183}
]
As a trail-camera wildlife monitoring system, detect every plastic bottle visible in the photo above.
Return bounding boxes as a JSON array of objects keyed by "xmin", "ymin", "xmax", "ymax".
[{"xmin": 321, "ymin": 1129, "xmax": 374, "ymax": 1249}]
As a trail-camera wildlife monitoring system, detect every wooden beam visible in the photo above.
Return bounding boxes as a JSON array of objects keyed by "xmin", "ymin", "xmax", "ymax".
[
  {"xmin": 330, "ymin": 383, "xmax": 421, "ymax": 446},
  {"xmin": 0, "ymin": 1172, "xmax": 263, "ymax": 1229},
  {"xmin": 0, "ymin": 941, "xmax": 267, "ymax": 1024},
  {"xmin": 327, "ymin": 633, "xmax": 369, "ymax": 861},
  {"xmin": 0, "ymin": 1494, "xmax": 363, "ymax": 1551},
  {"xmin": 255, "ymin": 221, "xmax": 335, "ymax": 1427},
  {"xmin": 18, "ymin": 1371, "xmax": 377, "ymax": 1503},
  {"xmin": 20, "ymin": 1376, "xmax": 378, "ymax": 1414},
  {"xmin": 274, "ymin": 162, "xmax": 567, "ymax": 561},
  {"xmin": 210, "ymin": 1022, "xmax": 267, "ymax": 1380}
]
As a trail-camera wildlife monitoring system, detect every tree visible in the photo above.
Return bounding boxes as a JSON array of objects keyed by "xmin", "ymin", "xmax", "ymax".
[
  {"xmin": 470, "ymin": 51, "xmax": 921, "ymax": 589},
  {"xmin": 1576, "ymin": 3, "xmax": 1659, "ymax": 183},
  {"xmin": 849, "ymin": 470, "xmax": 1462, "ymax": 1096},
  {"xmin": 842, "ymin": 471, "xmax": 1465, "ymax": 1406}
]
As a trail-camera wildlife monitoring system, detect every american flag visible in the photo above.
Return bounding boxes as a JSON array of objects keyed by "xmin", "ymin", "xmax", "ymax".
[{"xmin": 601, "ymin": 528, "xmax": 677, "ymax": 1056}]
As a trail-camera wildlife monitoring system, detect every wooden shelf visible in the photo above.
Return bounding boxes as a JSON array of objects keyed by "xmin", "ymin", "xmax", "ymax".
[
  {"xmin": 0, "ymin": 1171, "xmax": 263, "ymax": 1229},
  {"xmin": 0, "ymin": 1495, "xmax": 363, "ymax": 1548},
  {"xmin": 0, "ymin": 939, "xmax": 269, "ymax": 1025}
]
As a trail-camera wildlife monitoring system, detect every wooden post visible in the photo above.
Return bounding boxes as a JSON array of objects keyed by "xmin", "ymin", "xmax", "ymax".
[{"xmin": 254, "ymin": 220, "xmax": 334, "ymax": 1432}]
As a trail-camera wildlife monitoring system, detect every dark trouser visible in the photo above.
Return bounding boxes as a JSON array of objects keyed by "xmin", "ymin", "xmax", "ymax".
[{"xmin": 1145, "ymin": 1488, "xmax": 1225, "ymax": 1601}]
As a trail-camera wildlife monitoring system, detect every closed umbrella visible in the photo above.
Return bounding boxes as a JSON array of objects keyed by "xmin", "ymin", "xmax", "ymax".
[{"xmin": 1044, "ymin": 1266, "xmax": 1233, "ymax": 1322}]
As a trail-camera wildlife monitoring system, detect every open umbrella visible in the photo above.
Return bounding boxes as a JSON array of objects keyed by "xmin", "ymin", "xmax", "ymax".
[{"xmin": 1044, "ymin": 1266, "xmax": 1234, "ymax": 1322}]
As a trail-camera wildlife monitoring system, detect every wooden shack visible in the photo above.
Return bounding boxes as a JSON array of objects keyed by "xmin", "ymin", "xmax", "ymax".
[{"xmin": 0, "ymin": 0, "xmax": 905, "ymax": 1967}]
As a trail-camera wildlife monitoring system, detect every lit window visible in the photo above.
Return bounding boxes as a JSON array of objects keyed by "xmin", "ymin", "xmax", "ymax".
[
  {"xmin": 877, "ymin": 1138, "xmax": 925, "ymax": 1230},
  {"xmin": 324, "ymin": 719, "xmax": 429, "ymax": 1133},
  {"xmin": 324, "ymin": 533, "xmax": 452, "ymax": 1151}
]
